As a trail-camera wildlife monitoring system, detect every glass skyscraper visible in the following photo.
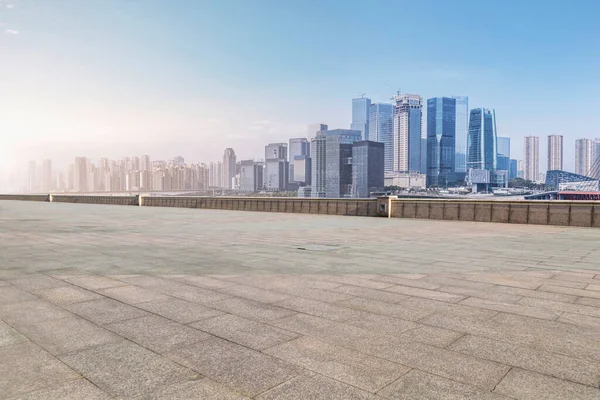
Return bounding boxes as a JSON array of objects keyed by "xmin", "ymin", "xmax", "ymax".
[
  {"xmin": 351, "ymin": 141, "xmax": 384, "ymax": 198},
  {"xmin": 426, "ymin": 97, "xmax": 456, "ymax": 187},
  {"xmin": 368, "ymin": 103, "xmax": 393, "ymax": 172},
  {"xmin": 467, "ymin": 108, "xmax": 497, "ymax": 171},
  {"xmin": 351, "ymin": 97, "xmax": 371, "ymax": 141},
  {"xmin": 324, "ymin": 129, "xmax": 362, "ymax": 198},
  {"xmin": 497, "ymin": 137, "xmax": 511, "ymax": 158},
  {"xmin": 452, "ymin": 96, "xmax": 468, "ymax": 172}
]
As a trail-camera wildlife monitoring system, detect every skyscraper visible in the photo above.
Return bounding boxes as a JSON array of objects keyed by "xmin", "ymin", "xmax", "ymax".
[
  {"xmin": 524, "ymin": 136, "xmax": 540, "ymax": 181},
  {"xmin": 74, "ymin": 157, "xmax": 88, "ymax": 192},
  {"xmin": 497, "ymin": 137, "xmax": 511, "ymax": 158},
  {"xmin": 547, "ymin": 135, "xmax": 563, "ymax": 171},
  {"xmin": 141, "ymin": 155, "xmax": 151, "ymax": 171},
  {"xmin": 368, "ymin": 103, "xmax": 393, "ymax": 172},
  {"xmin": 351, "ymin": 97, "xmax": 371, "ymax": 141},
  {"xmin": 467, "ymin": 108, "xmax": 497, "ymax": 171},
  {"xmin": 452, "ymin": 96, "xmax": 469, "ymax": 173},
  {"xmin": 264, "ymin": 143, "xmax": 288, "ymax": 191},
  {"xmin": 222, "ymin": 148, "xmax": 236, "ymax": 190},
  {"xmin": 289, "ymin": 138, "xmax": 310, "ymax": 183},
  {"xmin": 308, "ymin": 123, "xmax": 328, "ymax": 137},
  {"xmin": 41, "ymin": 159, "xmax": 52, "ymax": 192},
  {"xmin": 392, "ymin": 93, "xmax": 422, "ymax": 173},
  {"xmin": 575, "ymin": 138, "xmax": 594, "ymax": 176},
  {"xmin": 239, "ymin": 160, "xmax": 263, "ymax": 192},
  {"xmin": 311, "ymin": 132, "xmax": 327, "ymax": 198},
  {"xmin": 325, "ymin": 129, "xmax": 362, "ymax": 198},
  {"xmin": 426, "ymin": 97, "xmax": 456, "ymax": 187},
  {"xmin": 352, "ymin": 141, "xmax": 384, "ymax": 198}
]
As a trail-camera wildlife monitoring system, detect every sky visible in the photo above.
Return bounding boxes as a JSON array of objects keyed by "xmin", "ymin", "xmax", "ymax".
[{"xmin": 1, "ymin": 0, "xmax": 600, "ymax": 185}]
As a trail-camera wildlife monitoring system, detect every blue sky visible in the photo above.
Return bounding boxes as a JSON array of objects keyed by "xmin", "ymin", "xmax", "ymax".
[{"xmin": 1, "ymin": 0, "xmax": 599, "ymax": 174}]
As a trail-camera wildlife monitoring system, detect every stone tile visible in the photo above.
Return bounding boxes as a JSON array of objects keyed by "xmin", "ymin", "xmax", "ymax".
[
  {"xmin": 437, "ymin": 285, "xmax": 523, "ymax": 303},
  {"xmin": 494, "ymin": 368, "xmax": 600, "ymax": 400},
  {"xmin": 166, "ymin": 337, "xmax": 301, "ymax": 397},
  {"xmin": 399, "ymin": 325, "xmax": 464, "ymax": 347},
  {"xmin": 265, "ymin": 336, "xmax": 410, "ymax": 392},
  {"xmin": 136, "ymin": 297, "xmax": 224, "ymax": 323},
  {"xmin": 378, "ymin": 369, "xmax": 510, "ymax": 400},
  {"xmin": 275, "ymin": 296, "xmax": 365, "ymax": 322},
  {"xmin": 0, "ymin": 286, "xmax": 37, "ymax": 303},
  {"xmin": 32, "ymin": 286, "xmax": 101, "ymax": 305},
  {"xmin": 424, "ymin": 275, "xmax": 496, "ymax": 290},
  {"xmin": 218, "ymin": 284, "xmax": 291, "ymax": 303},
  {"xmin": 344, "ymin": 313, "xmax": 419, "ymax": 336},
  {"xmin": 449, "ymin": 334, "xmax": 600, "ymax": 387},
  {"xmin": 519, "ymin": 296, "xmax": 600, "ymax": 318},
  {"xmin": 206, "ymin": 297, "xmax": 296, "ymax": 322},
  {"xmin": 459, "ymin": 297, "xmax": 562, "ymax": 320},
  {"xmin": 338, "ymin": 297, "xmax": 433, "ymax": 321},
  {"xmin": 315, "ymin": 274, "xmax": 395, "ymax": 289},
  {"xmin": 11, "ymin": 314, "xmax": 121, "ymax": 356},
  {"xmin": 373, "ymin": 275, "xmax": 442, "ymax": 290},
  {"xmin": 65, "ymin": 275, "xmax": 128, "ymax": 290},
  {"xmin": 0, "ymin": 342, "xmax": 81, "ymax": 398},
  {"xmin": 66, "ymin": 298, "xmax": 150, "ymax": 325},
  {"xmin": 15, "ymin": 378, "xmax": 112, "ymax": 400},
  {"xmin": 576, "ymin": 297, "xmax": 600, "ymax": 308},
  {"xmin": 257, "ymin": 372, "xmax": 379, "ymax": 400},
  {"xmin": 97, "ymin": 285, "xmax": 171, "ymax": 304},
  {"xmin": 0, "ymin": 320, "xmax": 27, "ymax": 347},
  {"xmin": 143, "ymin": 378, "xmax": 249, "ymax": 399},
  {"xmin": 464, "ymin": 274, "xmax": 542, "ymax": 289},
  {"xmin": 191, "ymin": 314, "xmax": 299, "ymax": 350},
  {"xmin": 538, "ymin": 284, "xmax": 600, "ymax": 299},
  {"xmin": 385, "ymin": 285, "xmax": 466, "ymax": 303},
  {"xmin": 273, "ymin": 285, "xmax": 353, "ymax": 303},
  {"xmin": 106, "ymin": 315, "xmax": 211, "ymax": 353},
  {"xmin": 0, "ymin": 300, "xmax": 72, "ymax": 325},
  {"xmin": 400, "ymin": 297, "xmax": 499, "ymax": 321},
  {"xmin": 9, "ymin": 275, "xmax": 67, "ymax": 291},
  {"xmin": 586, "ymin": 283, "xmax": 600, "ymax": 291},
  {"xmin": 492, "ymin": 285, "xmax": 578, "ymax": 303},
  {"xmin": 60, "ymin": 341, "xmax": 197, "ymax": 399},
  {"xmin": 558, "ymin": 312, "xmax": 600, "ymax": 330},
  {"xmin": 180, "ymin": 275, "xmax": 237, "ymax": 289},
  {"xmin": 332, "ymin": 285, "xmax": 411, "ymax": 304}
]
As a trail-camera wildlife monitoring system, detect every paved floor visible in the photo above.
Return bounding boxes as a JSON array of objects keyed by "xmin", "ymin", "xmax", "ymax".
[{"xmin": 2, "ymin": 201, "xmax": 600, "ymax": 399}]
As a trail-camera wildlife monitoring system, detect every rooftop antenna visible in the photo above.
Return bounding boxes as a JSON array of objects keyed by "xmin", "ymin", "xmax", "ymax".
[{"xmin": 390, "ymin": 88, "xmax": 401, "ymax": 102}]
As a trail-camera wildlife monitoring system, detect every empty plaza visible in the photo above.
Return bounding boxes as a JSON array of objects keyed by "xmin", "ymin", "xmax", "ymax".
[{"xmin": 2, "ymin": 200, "xmax": 600, "ymax": 399}]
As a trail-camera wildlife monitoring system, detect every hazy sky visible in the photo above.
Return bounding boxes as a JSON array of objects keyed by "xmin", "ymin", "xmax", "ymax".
[{"xmin": 1, "ymin": 0, "xmax": 600, "ymax": 176}]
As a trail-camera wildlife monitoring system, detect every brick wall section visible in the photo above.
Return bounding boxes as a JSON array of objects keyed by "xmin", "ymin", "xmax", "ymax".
[{"xmin": 0, "ymin": 194, "xmax": 49, "ymax": 201}]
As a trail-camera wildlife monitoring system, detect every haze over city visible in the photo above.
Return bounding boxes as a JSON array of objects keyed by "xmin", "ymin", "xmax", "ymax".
[{"xmin": 1, "ymin": 0, "xmax": 600, "ymax": 190}]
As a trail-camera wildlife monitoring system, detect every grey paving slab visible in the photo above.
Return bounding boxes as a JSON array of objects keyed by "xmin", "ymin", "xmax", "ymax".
[
  {"xmin": 106, "ymin": 315, "xmax": 212, "ymax": 353},
  {"xmin": 191, "ymin": 313, "xmax": 299, "ymax": 350},
  {"xmin": 65, "ymin": 275, "xmax": 129, "ymax": 290},
  {"xmin": 8, "ymin": 275, "xmax": 68, "ymax": 291},
  {"xmin": 256, "ymin": 372, "xmax": 380, "ymax": 400},
  {"xmin": 60, "ymin": 341, "xmax": 197, "ymax": 398},
  {"xmin": 384, "ymin": 285, "xmax": 467, "ymax": 303},
  {"xmin": 206, "ymin": 296, "xmax": 296, "ymax": 322},
  {"xmin": 274, "ymin": 296, "xmax": 366, "ymax": 322},
  {"xmin": 142, "ymin": 378, "xmax": 250, "ymax": 399},
  {"xmin": 97, "ymin": 285, "xmax": 171, "ymax": 304},
  {"xmin": 0, "ymin": 342, "xmax": 81, "ymax": 398},
  {"xmin": 459, "ymin": 297, "xmax": 562, "ymax": 320},
  {"xmin": 0, "ymin": 321, "xmax": 27, "ymax": 348},
  {"xmin": 378, "ymin": 369, "xmax": 510, "ymax": 400},
  {"xmin": 217, "ymin": 284, "xmax": 292, "ymax": 303},
  {"xmin": 136, "ymin": 297, "xmax": 224, "ymax": 323},
  {"xmin": 519, "ymin": 296, "xmax": 600, "ymax": 318},
  {"xmin": 166, "ymin": 336, "xmax": 302, "ymax": 396},
  {"xmin": 265, "ymin": 336, "xmax": 410, "ymax": 392},
  {"xmin": 179, "ymin": 275, "xmax": 237, "ymax": 289},
  {"xmin": 558, "ymin": 312, "xmax": 600, "ymax": 330},
  {"xmin": 32, "ymin": 285, "xmax": 102, "ymax": 305},
  {"xmin": 0, "ymin": 286, "xmax": 37, "ymax": 303},
  {"xmin": 14, "ymin": 378, "xmax": 113, "ymax": 400},
  {"xmin": 494, "ymin": 368, "xmax": 600, "ymax": 400},
  {"xmin": 331, "ymin": 285, "xmax": 411, "ymax": 304},
  {"xmin": 66, "ymin": 297, "xmax": 150, "ymax": 325},
  {"xmin": 0, "ymin": 300, "xmax": 72, "ymax": 325}
]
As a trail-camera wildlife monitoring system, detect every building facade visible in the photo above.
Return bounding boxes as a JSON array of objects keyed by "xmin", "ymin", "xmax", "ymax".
[
  {"xmin": 547, "ymin": 135, "xmax": 563, "ymax": 171},
  {"xmin": 351, "ymin": 97, "xmax": 371, "ymax": 141},
  {"xmin": 352, "ymin": 141, "xmax": 384, "ymax": 198},
  {"xmin": 426, "ymin": 97, "xmax": 456, "ymax": 187},
  {"xmin": 264, "ymin": 143, "xmax": 288, "ymax": 191},
  {"xmin": 239, "ymin": 160, "xmax": 263, "ymax": 192},
  {"xmin": 324, "ymin": 129, "xmax": 362, "ymax": 198},
  {"xmin": 289, "ymin": 138, "xmax": 310, "ymax": 183},
  {"xmin": 466, "ymin": 108, "xmax": 497, "ymax": 171},
  {"xmin": 524, "ymin": 136, "xmax": 540, "ymax": 182},
  {"xmin": 293, "ymin": 155, "xmax": 311, "ymax": 186},
  {"xmin": 392, "ymin": 93, "xmax": 422, "ymax": 173},
  {"xmin": 497, "ymin": 137, "xmax": 510, "ymax": 158},
  {"xmin": 222, "ymin": 148, "xmax": 236, "ymax": 190},
  {"xmin": 575, "ymin": 138, "xmax": 594, "ymax": 176},
  {"xmin": 74, "ymin": 157, "xmax": 87, "ymax": 192},
  {"xmin": 368, "ymin": 103, "xmax": 393, "ymax": 172},
  {"xmin": 453, "ymin": 96, "xmax": 469, "ymax": 173}
]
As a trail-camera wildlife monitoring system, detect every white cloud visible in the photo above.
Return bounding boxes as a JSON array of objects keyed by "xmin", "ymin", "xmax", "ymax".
[
  {"xmin": 4, "ymin": 29, "xmax": 19, "ymax": 35},
  {"xmin": 5, "ymin": 4, "xmax": 14, "ymax": 8}
]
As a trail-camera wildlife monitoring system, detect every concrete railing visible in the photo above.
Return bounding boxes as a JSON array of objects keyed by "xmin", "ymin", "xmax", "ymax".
[
  {"xmin": 50, "ymin": 195, "xmax": 139, "ymax": 206},
  {"xmin": 0, "ymin": 194, "xmax": 49, "ymax": 202},
  {"xmin": 141, "ymin": 196, "xmax": 379, "ymax": 217},
  {"xmin": 389, "ymin": 198, "xmax": 600, "ymax": 228}
]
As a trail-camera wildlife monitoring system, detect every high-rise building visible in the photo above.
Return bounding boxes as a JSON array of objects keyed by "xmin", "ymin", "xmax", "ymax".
[
  {"xmin": 352, "ymin": 141, "xmax": 384, "ymax": 198},
  {"xmin": 467, "ymin": 108, "xmax": 497, "ymax": 171},
  {"xmin": 41, "ymin": 159, "xmax": 52, "ymax": 192},
  {"xmin": 222, "ymin": 148, "xmax": 236, "ymax": 190},
  {"xmin": 392, "ymin": 93, "xmax": 422, "ymax": 173},
  {"xmin": 351, "ymin": 97, "xmax": 371, "ymax": 141},
  {"xmin": 368, "ymin": 103, "xmax": 393, "ymax": 172},
  {"xmin": 524, "ymin": 136, "xmax": 540, "ymax": 181},
  {"xmin": 208, "ymin": 161, "xmax": 223, "ymax": 188},
  {"xmin": 293, "ymin": 156, "xmax": 311, "ymax": 186},
  {"xmin": 325, "ymin": 130, "xmax": 361, "ymax": 198},
  {"xmin": 426, "ymin": 97, "xmax": 456, "ymax": 187},
  {"xmin": 497, "ymin": 137, "xmax": 511, "ymax": 158},
  {"xmin": 239, "ymin": 160, "xmax": 263, "ymax": 192},
  {"xmin": 74, "ymin": 157, "xmax": 88, "ymax": 192},
  {"xmin": 575, "ymin": 139, "xmax": 594, "ymax": 176},
  {"xmin": 509, "ymin": 159, "xmax": 518, "ymax": 180},
  {"xmin": 264, "ymin": 143, "xmax": 288, "ymax": 191},
  {"xmin": 289, "ymin": 138, "xmax": 310, "ymax": 183},
  {"xmin": 311, "ymin": 133, "xmax": 327, "ymax": 198},
  {"xmin": 547, "ymin": 135, "xmax": 563, "ymax": 171},
  {"xmin": 308, "ymin": 123, "xmax": 328, "ymax": 137},
  {"xmin": 141, "ymin": 155, "xmax": 151, "ymax": 171},
  {"xmin": 452, "ymin": 96, "xmax": 468, "ymax": 173},
  {"xmin": 420, "ymin": 138, "xmax": 427, "ymax": 175},
  {"xmin": 173, "ymin": 156, "xmax": 185, "ymax": 166}
]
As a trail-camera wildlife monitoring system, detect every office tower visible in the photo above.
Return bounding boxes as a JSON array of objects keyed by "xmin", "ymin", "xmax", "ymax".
[
  {"xmin": 239, "ymin": 160, "xmax": 263, "ymax": 192},
  {"xmin": 547, "ymin": 135, "xmax": 563, "ymax": 171},
  {"xmin": 368, "ymin": 103, "xmax": 393, "ymax": 172},
  {"xmin": 420, "ymin": 138, "xmax": 427, "ymax": 175},
  {"xmin": 141, "ymin": 155, "xmax": 151, "ymax": 171},
  {"xmin": 308, "ymin": 123, "xmax": 328, "ymax": 137},
  {"xmin": 74, "ymin": 157, "xmax": 88, "ymax": 192},
  {"xmin": 497, "ymin": 137, "xmax": 510, "ymax": 158},
  {"xmin": 41, "ymin": 159, "xmax": 52, "ymax": 192},
  {"xmin": 173, "ymin": 156, "xmax": 185, "ymax": 166},
  {"xmin": 131, "ymin": 157, "xmax": 140, "ymax": 171},
  {"xmin": 208, "ymin": 161, "xmax": 223, "ymax": 188},
  {"xmin": 264, "ymin": 143, "xmax": 288, "ymax": 191},
  {"xmin": 524, "ymin": 136, "xmax": 540, "ymax": 181},
  {"xmin": 293, "ymin": 156, "xmax": 311, "ymax": 186},
  {"xmin": 392, "ymin": 93, "xmax": 422, "ymax": 173},
  {"xmin": 325, "ymin": 129, "xmax": 362, "ymax": 198},
  {"xmin": 351, "ymin": 97, "xmax": 371, "ymax": 140},
  {"xmin": 352, "ymin": 141, "xmax": 384, "ymax": 198},
  {"xmin": 426, "ymin": 97, "xmax": 456, "ymax": 187},
  {"xmin": 222, "ymin": 148, "xmax": 236, "ymax": 190},
  {"xmin": 289, "ymin": 138, "xmax": 310, "ymax": 182},
  {"xmin": 517, "ymin": 160, "xmax": 525, "ymax": 178},
  {"xmin": 509, "ymin": 159, "xmax": 517, "ymax": 180},
  {"xmin": 311, "ymin": 133, "xmax": 327, "ymax": 197},
  {"xmin": 466, "ymin": 108, "xmax": 497, "ymax": 171},
  {"xmin": 453, "ymin": 96, "xmax": 469, "ymax": 172},
  {"xmin": 27, "ymin": 161, "xmax": 36, "ymax": 192}
]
